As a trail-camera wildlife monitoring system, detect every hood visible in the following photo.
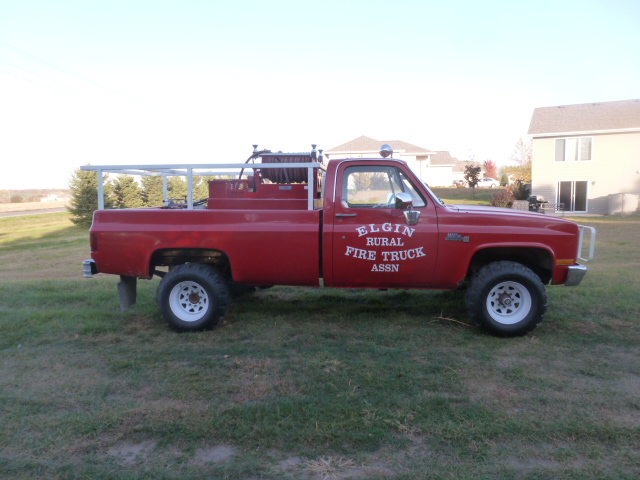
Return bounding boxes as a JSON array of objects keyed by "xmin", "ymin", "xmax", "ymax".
[{"xmin": 444, "ymin": 204, "xmax": 575, "ymax": 223}]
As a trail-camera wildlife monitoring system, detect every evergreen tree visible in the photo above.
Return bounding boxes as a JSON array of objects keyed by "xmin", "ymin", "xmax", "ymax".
[
  {"xmin": 141, "ymin": 176, "xmax": 165, "ymax": 207},
  {"xmin": 168, "ymin": 176, "xmax": 188, "ymax": 201},
  {"xmin": 67, "ymin": 167, "xmax": 113, "ymax": 228},
  {"xmin": 194, "ymin": 176, "xmax": 219, "ymax": 201},
  {"xmin": 112, "ymin": 175, "xmax": 144, "ymax": 209},
  {"xmin": 165, "ymin": 175, "xmax": 226, "ymax": 205}
]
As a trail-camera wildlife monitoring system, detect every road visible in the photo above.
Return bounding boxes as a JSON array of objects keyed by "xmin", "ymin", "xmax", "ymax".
[{"xmin": 0, "ymin": 208, "xmax": 66, "ymax": 218}]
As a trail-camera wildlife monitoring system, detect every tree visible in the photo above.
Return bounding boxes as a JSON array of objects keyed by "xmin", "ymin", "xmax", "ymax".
[
  {"xmin": 141, "ymin": 176, "xmax": 165, "ymax": 207},
  {"xmin": 464, "ymin": 164, "xmax": 482, "ymax": 198},
  {"xmin": 483, "ymin": 159, "xmax": 498, "ymax": 179},
  {"xmin": 168, "ymin": 176, "xmax": 188, "ymax": 201},
  {"xmin": 141, "ymin": 176, "xmax": 163, "ymax": 207},
  {"xmin": 509, "ymin": 137, "xmax": 532, "ymax": 183},
  {"xmin": 67, "ymin": 167, "xmax": 113, "ymax": 228},
  {"xmin": 194, "ymin": 176, "xmax": 217, "ymax": 201},
  {"xmin": 112, "ymin": 175, "xmax": 144, "ymax": 209}
]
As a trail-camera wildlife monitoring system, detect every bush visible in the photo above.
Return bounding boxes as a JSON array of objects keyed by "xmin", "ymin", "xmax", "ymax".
[
  {"xmin": 507, "ymin": 180, "xmax": 531, "ymax": 200},
  {"xmin": 491, "ymin": 191, "xmax": 514, "ymax": 208}
]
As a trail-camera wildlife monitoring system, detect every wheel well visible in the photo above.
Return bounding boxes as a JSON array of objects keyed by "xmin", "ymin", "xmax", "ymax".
[
  {"xmin": 467, "ymin": 247, "xmax": 553, "ymax": 285},
  {"xmin": 150, "ymin": 249, "xmax": 232, "ymax": 280}
]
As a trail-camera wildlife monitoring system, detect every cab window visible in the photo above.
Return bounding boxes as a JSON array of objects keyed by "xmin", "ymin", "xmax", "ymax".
[{"xmin": 342, "ymin": 166, "xmax": 426, "ymax": 208}]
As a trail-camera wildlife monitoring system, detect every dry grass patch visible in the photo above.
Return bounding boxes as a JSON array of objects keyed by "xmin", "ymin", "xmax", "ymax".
[
  {"xmin": 0, "ymin": 201, "xmax": 69, "ymax": 213},
  {"xmin": 305, "ymin": 456, "xmax": 358, "ymax": 479}
]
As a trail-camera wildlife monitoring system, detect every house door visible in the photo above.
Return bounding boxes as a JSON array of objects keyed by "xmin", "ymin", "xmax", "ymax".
[{"xmin": 558, "ymin": 181, "xmax": 588, "ymax": 212}]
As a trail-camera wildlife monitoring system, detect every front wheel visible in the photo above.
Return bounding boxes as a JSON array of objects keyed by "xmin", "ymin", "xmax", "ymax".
[
  {"xmin": 157, "ymin": 263, "xmax": 231, "ymax": 331},
  {"xmin": 465, "ymin": 261, "xmax": 547, "ymax": 337}
]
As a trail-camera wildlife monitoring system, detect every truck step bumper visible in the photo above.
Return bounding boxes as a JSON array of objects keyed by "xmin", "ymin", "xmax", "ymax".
[
  {"xmin": 565, "ymin": 264, "xmax": 587, "ymax": 287},
  {"xmin": 83, "ymin": 259, "xmax": 98, "ymax": 278}
]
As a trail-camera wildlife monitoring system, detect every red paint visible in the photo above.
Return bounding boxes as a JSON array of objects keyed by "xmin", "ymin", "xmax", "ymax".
[{"xmin": 89, "ymin": 158, "xmax": 583, "ymax": 289}]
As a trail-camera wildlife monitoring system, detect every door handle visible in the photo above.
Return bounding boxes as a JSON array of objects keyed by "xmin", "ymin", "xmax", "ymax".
[{"xmin": 335, "ymin": 213, "xmax": 358, "ymax": 218}]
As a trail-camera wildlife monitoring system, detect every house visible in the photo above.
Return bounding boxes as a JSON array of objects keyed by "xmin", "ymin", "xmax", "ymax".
[
  {"xmin": 324, "ymin": 136, "xmax": 478, "ymax": 186},
  {"xmin": 528, "ymin": 99, "xmax": 640, "ymax": 214}
]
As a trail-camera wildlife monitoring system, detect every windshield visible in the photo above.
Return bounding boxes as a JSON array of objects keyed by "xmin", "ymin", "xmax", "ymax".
[{"xmin": 407, "ymin": 164, "xmax": 446, "ymax": 206}]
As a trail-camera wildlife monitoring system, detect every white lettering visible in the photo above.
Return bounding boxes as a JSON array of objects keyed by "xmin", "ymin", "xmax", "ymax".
[
  {"xmin": 354, "ymin": 224, "xmax": 415, "ymax": 237},
  {"xmin": 371, "ymin": 264, "xmax": 400, "ymax": 272},
  {"xmin": 402, "ymin": 225, "xmax": 415, "ymax": 237},
  {"xmin": 380, "ymin": 247, "xmax": 427, "ymax": 261},
  {"xmin": 345, "ymin": 245, "xmax": 377, "ymax": 260}
]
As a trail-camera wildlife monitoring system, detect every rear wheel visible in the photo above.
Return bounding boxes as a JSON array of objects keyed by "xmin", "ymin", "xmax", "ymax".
[
  {"xmin": 465, "ymin": 261, "xmax": 547, "ymax": 337},
  {"xmin": 157, "ymin": 263, "xmax": 230, "ymax": 331}
]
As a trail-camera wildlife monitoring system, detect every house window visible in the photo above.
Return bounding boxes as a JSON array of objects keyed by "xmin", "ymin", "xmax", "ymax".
[{"xmin": 555, "ymin": 137, "xmax": 592, "ymax": 162}]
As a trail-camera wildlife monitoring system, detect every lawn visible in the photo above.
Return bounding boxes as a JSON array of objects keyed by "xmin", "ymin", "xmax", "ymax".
[
  {"xmin": 0, "ymin": 211, "xmax": 639, "ymax": 479},
  {"xmin": 430, "ymin": 186, "xmax": 505, "ymax": 205}
]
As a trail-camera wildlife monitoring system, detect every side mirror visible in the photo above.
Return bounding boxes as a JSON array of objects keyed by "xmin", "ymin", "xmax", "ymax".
[
  {"xmin": 394, "ymin": 192, "xmax": 413, "ymax": 210},
  {"xmin": 395, "ymin": 193, "xmax": 420, "ymax": 225}
]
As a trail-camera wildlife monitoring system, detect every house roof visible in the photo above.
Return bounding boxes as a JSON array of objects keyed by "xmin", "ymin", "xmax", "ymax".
[
  {"xmin": 326, "ymin": 135, "xmax": 435, "ymax": 155},
  {"xmin": 528, "ymin": 99, "xmax": 640, "ymax": 137},
  {"xmin": 429, "ymin": 151, "xmax": 456, "ymax": 166},
  {"xmin": 429, "ymin": 151, "xmax": 482, "ymax": 173}
]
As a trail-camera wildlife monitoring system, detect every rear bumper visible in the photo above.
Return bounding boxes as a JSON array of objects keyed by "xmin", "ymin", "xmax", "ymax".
[
  {"xmin": 83, "ymin": 259, "xmax": 98, "ymax": 278},
  {"xmin": 565, "ymin": 264, "xmax": 587, "ymax": 287}
]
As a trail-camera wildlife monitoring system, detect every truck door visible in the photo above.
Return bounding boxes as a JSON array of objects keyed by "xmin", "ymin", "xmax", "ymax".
[{"xmin": 331, "ymin": 163, "xmax": 439, "ymax": 288}]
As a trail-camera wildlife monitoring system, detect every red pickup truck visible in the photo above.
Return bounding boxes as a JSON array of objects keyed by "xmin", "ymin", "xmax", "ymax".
[{"xmin": 83, "ymin": 145, "xmax": 595, "ymax": 337}]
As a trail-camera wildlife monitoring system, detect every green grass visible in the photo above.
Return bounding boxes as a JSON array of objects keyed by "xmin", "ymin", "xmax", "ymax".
[
  {"xmin": 1, "ymin": 212, "xmax": 639, "ymax": 479},
  {"xmin": 430, "ymin": 186, "xmax": 505, "ymax": 205}
]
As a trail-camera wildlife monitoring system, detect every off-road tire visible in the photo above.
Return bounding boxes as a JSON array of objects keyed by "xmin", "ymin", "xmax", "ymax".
[
  {"xmin": 157, "ymin": 263, "xmax": 231, "ymax": 332},
  {"xmin": 465, "ymin": 261, "xmax": 547, "ymax": 337}
]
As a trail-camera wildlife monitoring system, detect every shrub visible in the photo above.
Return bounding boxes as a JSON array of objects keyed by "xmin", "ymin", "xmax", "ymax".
[
  {"xmin": 507, "ymin": 180, "xmax": 531, "ymax": 200},
  {"xmin": 491, "ymin": 191, "xmax": 514, "ymax": 208}
]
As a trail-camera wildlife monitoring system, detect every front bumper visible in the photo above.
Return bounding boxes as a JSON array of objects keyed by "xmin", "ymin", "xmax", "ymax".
[{"xmin": 565, "ymin": 264, "xmax": 587, "ymax": 287}]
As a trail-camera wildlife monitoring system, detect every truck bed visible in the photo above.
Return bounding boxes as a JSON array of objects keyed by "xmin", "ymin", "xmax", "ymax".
[{"xmin": 91, "ymin": 208, "xmax": 322, "ymax": 285}]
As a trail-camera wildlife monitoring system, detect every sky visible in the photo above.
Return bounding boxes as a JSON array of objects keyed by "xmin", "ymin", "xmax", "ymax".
[{"xmin": 1, "ymin": 0, "xmax": 639, "ymax": 189}]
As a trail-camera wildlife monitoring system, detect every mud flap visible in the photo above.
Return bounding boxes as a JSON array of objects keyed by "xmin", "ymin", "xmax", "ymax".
[{"xmin": 117, "ymin": 275, "xmax": 137, "ymax": 311}]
